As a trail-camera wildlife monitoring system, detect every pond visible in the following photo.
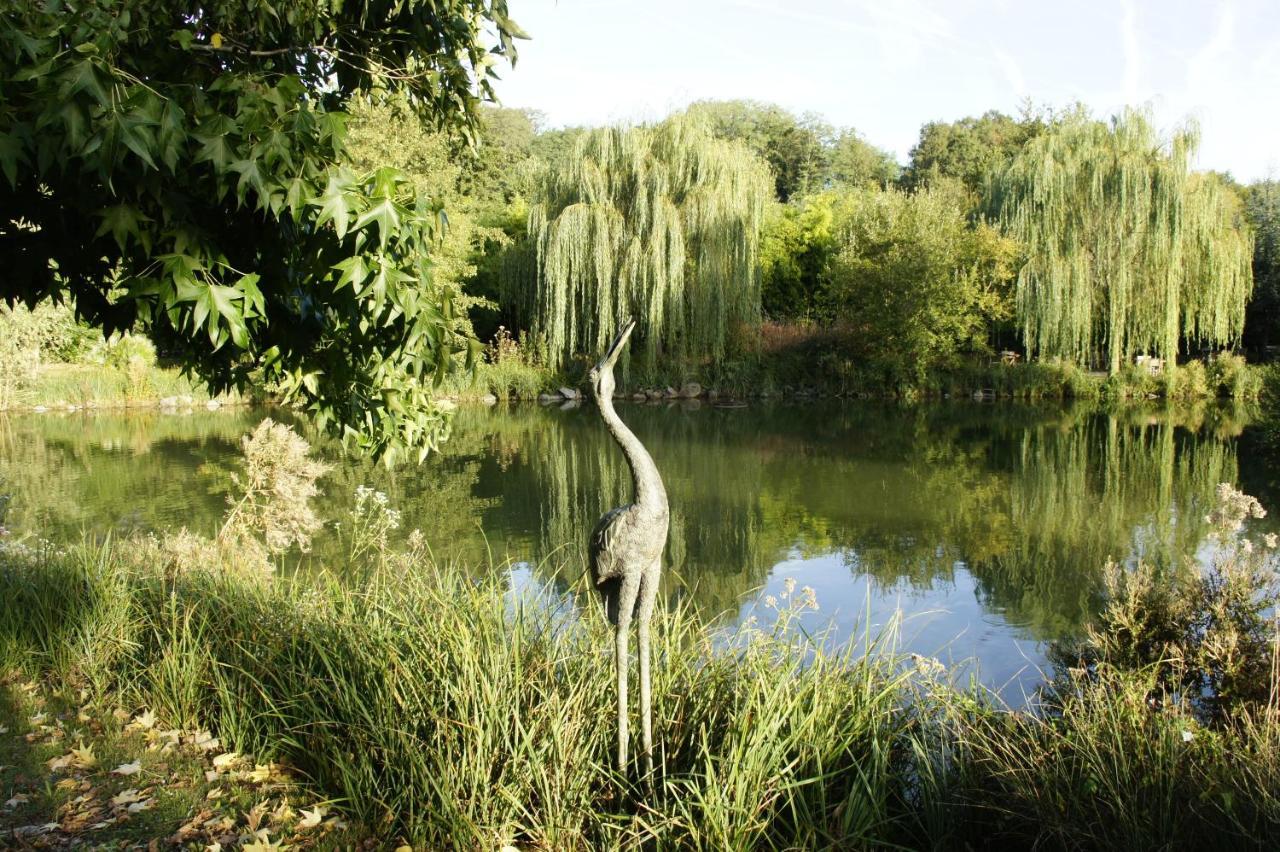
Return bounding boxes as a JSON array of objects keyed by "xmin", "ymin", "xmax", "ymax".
[{"xmin": 1, "ymin": 399, "xmax": 1274, "ymax": 697}]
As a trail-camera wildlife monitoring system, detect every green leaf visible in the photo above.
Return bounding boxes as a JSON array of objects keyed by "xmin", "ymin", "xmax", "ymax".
[
  {"xmin": 353, "ymin": 197, "xmax": 401, "ymax": 250},
  {"xmin": 230, "ymin": 158, "xmax": 266, "ymax": 206},
  {"xmin": 311, "ymin": 172, "xmax": 353, "ymax": 239},
  {"xmin": 0, "ymin": 132, "xmax": 26, "ymax": 187},
  {"xmin": 94, "ymin": 204, "xmax": 151, "ymax": 252},
  {"xmin": 333, "ymin": 255, "xmax": 370, "ymax": 293},
  {"xmin": 59, "ymin": 57, "xmax": 111, "ymax": 108}
]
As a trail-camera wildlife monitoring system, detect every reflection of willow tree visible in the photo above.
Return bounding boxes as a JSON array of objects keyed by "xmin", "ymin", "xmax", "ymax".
[
  {"xmin": 957, "ymin": 408, "xmax": 1239, "ymax": 639},
  {"xmin": 1, "ymin": 402, "xmax": 1259, "ymax": 646},
  {"xmin": 424, "ymin": 402, "xmax": 1253, "ymax": 641}
]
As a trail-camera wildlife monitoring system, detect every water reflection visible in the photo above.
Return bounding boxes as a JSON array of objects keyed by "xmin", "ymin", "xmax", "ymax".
[{"xmin": 0, "ymin": 400, "xmax": 1269, "ymax": 690}]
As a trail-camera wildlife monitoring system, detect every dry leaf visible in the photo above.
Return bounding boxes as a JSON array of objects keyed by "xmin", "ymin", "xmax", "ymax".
[
  {"xmin": 247, "ymin": 764, "xmax": 273, "ymax": 784},
  {"xmin": 112, "ymin": 760, "xmax": 142, "ymax": 776},
  {"xmin": 211, "ymin": 751, "xmax": 240, "ymax": 769},
  {"xmin": 127, "ymin": 799, "xmax": 153, "ymax": 814},
  {"xmin": 70, "ymin": 744, "xmax": 97, "ymax": 769},
  {"xmin": 246, "ymin": 800, "xmax": 268, "ymax": 832},
  {"xmin": 4, "ymin": 793, "xmax": 29, "ymax": 808},
  {"xmin": 47, "ymin": 752, "xmax": 73, "ymax": 771},
  {"xmin": 131, "ymin": 709, "xmax": 157, "ymax": 730},
  {"xmin": 242, "ymin": 830, "xmax": 282, "ymax": 852},
  {"xmin": 112, "ymin": 789, "xmax": 143, "ymax": 807},
  {"xmin": 206, "ymin": 787, "xmax": 223, "ymax": 800},
  {"xmin": 297, "ymin": 804, "xmax": 327, "ymax": 829}
]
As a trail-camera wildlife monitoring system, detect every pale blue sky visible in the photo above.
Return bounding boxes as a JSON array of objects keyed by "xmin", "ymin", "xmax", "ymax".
[{"xmin": 493, "ymin": 0, "xmax": 1280, "ymax": 181}]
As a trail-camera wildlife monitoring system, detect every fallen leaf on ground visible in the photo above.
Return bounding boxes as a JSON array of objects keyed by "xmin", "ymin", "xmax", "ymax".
[
  {"xmin": 70, "ymin": 744, "xmax": 97, "ymax": 769},
  {"xmin": 211, "ymin": 751, "xmax": 240, "ymax": 769},
  {"xmin": 297, "ymin": 804, "xmax": 327, "ymax": 829},
  {"xmin": 247, "ymin": 764, "xmax": 274, "ymax": 784},
  {"xmin": 206, "ymin": 787, "xmax": 223, "ymax": 800},
  {"xmin": 242, "ymin": 829, "xmax": 281, "ymax": 851},
  {"xmin": 111, "ymin": 759, "xmax": 142, "ymax": 776},
  {"xmin": 190, "ymin": 730, "xmax": 219, "ymax": 750},
  {"xmin": 111, "ymin": 708, "xmax": 131, "ymax": 723},
  {"xmin": 112, "ymin": 789, "xmax": 143, "ymax": 807},
  {"xmin": 5, "ymin": 793, "xmax": 30, "ymax": 808},
  {"xmin": 245, "ymin": 800, "xmax": 268, "ymax": 831},
  {"xmin": 47, "ymin": 752, "xmax": 73, "ymax": 771},
  {"xmin": 126, "ymin": 798, "xmax": 153, "ymax": 814},
  {"xmin": 130, "ymin": 709, "xmax": 157, "ymax": 730}
]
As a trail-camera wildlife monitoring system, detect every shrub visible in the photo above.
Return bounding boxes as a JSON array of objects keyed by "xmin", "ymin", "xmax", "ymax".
[
  {"xmin": 218, "ymin": 419, "xmax": 331, "ymax": 558},
  {"xmin": 1050, "ymin": 483, "xmax": 1279, "ymax": 721}
]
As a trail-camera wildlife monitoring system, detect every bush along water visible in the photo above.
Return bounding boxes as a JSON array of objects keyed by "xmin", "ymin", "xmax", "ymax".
[{"xmin": 1, "ymin": 422, "xmax": 1279, "ymax": 848}]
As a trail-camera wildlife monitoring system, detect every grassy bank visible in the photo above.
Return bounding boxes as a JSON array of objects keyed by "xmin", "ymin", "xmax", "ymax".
[
  {"xmin": 2, "ymin": 362, "xmax": 242, "ymax": 412},
  {"xmin": 2, "ymin": 534, "xmax": 1278, "ymax": 849}
]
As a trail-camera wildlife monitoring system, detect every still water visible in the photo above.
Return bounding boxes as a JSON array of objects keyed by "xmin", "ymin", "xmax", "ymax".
[{"xmin": 1, "ymin": 400, "xmax": 1273, "ymax": 695}]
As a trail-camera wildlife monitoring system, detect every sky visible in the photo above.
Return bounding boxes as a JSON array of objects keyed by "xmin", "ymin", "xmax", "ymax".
[{"xmin": 492, "ymin": 0, "xmax": 1280, "ymax": 182}]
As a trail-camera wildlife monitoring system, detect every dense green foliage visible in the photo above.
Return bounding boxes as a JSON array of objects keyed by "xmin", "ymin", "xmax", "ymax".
[
  {"xmin": 515, "ymin": 113, "xmax": 773, "ymax": 369},
  {"xmin": 688, "ymin": 99, "xmax": 897, "ymax": 200},
  {"xmin": 902, "ymin": 108, "xmax": 1044, "ymax": 193},
  {"xmin": 989, "ymin": 110, "xmax": 1254, "ymax": 373},
  {"xmin": 0, "ymin": 0, "xmax": 525, "ymax": 461},
  {"xmin": 1244, "ymin": 180, "xmax": 1280, "ymax": 353},
  {"xmin": 819, "ymin": 183, "xmax": 1017, "ymax": 381}
]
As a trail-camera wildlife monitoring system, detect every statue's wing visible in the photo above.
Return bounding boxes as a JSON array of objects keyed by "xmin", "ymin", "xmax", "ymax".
[{"xmin": 589, "ymin": 505, "xmax": 628, "ymax": 583}]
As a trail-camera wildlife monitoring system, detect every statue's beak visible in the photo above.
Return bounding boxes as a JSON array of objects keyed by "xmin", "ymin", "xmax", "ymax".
[{"xmin": 597, "ymin": 318, "xmax": 636, "ymax": 371}]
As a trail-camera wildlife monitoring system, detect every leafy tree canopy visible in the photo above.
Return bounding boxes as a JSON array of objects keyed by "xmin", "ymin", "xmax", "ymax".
[
  {"xmin": 514, "ymin": 112, "xmax": 773, "ymax": 370},
  {"xmin": 687, "ymin": 99, "xmax": 897, "ymax": 201},
  {"xmin": 903, "ymin": 108, "xmax": 1045, "ymax": 194},
  {"xmin": 821, "ymin": 182, "xmax": 1017, "ymax": 381},
  {"xmin": 0, "ymin": 0, "xmax": 526, "ymax": 463},
  {"xmin": 1243, "ymin": 180, "xmax": 1280, "ymax": 352},
  {"xmin": 988, "ymin": 109, "xmax": 1253, "ymax": 372}
]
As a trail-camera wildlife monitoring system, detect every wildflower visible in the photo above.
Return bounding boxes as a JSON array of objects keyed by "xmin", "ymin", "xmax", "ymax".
[
  {"xmin": 764, "ymin": 595, "xmax": 778, "ymax": 609},
  {"xmin": 1182, "ymin": 729, "xmax": 1194, "ymax": 743},
  {"xmin": 1242, "ymin": 539, "xmax": 1254, "ymax": 555},
  {"xmin": 783, "ymin": 577, "xmax": 797, "ymax": 597},
  {"xmin": 800, "ymin": 585, "xmax": 819, "ymax": 611},
  {"xmin": 1265, "ymin": 533, "xmax": 1278, "ymax": 550}
]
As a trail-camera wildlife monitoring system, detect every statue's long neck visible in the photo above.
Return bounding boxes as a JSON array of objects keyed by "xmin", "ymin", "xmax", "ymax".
[{"xmin": 596, "ymin": 385, "xmax": 667, "ymax": 513}]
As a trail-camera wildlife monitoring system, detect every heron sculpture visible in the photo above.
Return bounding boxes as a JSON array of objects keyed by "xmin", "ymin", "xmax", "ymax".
[{"xmin": 588, "ymin": 318, "xmax": 669, "ymax": 775}]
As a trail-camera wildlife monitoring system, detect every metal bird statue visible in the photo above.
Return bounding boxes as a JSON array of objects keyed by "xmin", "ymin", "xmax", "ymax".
[{"xmin": 587, "ymin": 318, "xmax": 669, "ymax": 776}]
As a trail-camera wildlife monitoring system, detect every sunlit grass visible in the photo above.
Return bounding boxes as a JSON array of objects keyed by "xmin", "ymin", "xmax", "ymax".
[{"xmin": 1, "ymin": 540, "xmax": 1278, "ymax": 848}]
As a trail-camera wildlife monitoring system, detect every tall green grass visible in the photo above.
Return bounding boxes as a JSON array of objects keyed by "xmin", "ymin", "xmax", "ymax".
[{"xmin": 2, "ymin": 540, "xmax": 1278, "ymax": 848}]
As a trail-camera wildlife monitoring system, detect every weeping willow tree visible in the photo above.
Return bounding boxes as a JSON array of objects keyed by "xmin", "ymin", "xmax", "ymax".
[
  {"xmin": 988, "ymin": 110, "xmax": 1253, "ymax": 373},
  {"xmin": 514, "ymin": 114, "xmax": 772, "ymax": 369}
]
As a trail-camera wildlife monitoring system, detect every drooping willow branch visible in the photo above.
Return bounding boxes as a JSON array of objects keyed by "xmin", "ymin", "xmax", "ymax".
[
  {"xmin": 988, "ymin": 109, "xmax": 1253, "ymax": 373},
  {"xmin": 513, "ymin": 113, "xmax": 772, "ymax": 370}
]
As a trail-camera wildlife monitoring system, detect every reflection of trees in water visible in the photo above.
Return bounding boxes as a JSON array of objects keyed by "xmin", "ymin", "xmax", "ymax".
[
  {"xmin": 961, "ymin": 407, "xmax": 1240, "ymax": 640},
  {"xmin": 0, "ymin": 410, "xmax": 260, "ymax": 539},
  {"xmin": 427, "ymin": 401, "xmax": 1255, "ymax": 640},
  {"xmin": 0, "ymin": 401, "xmax": 1261, "ymax": 645}
]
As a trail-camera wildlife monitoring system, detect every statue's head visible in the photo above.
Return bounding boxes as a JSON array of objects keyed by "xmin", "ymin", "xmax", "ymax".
[{"xmin": 588, "ymin": 318, "xmax": 635, "ymax": 399}]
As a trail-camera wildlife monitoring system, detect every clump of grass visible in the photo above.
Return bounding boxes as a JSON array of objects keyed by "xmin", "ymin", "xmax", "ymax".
[{"xmin": 0, "ymin": 540, "xmax": 925, "ymax": 848}]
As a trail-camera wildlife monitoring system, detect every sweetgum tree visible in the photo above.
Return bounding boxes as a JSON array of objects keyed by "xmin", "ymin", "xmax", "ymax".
[{"xmin": 0, "ymin": 0, "xmax": 527, "ymax": 462}]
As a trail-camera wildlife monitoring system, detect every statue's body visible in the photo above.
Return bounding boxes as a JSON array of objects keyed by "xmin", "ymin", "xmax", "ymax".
[{"xmin": 587, "ymin": 319, "xmax": 669, "ymax": 775}]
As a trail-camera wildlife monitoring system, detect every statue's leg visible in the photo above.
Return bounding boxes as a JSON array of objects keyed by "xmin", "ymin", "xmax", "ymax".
[
  {"xmin": 636, "ymin": 560, "xmax": 661, "ymax": 778},
  {"xmin": 614, "ymin": 572, "xmax": 640, "ymax": 773}
]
